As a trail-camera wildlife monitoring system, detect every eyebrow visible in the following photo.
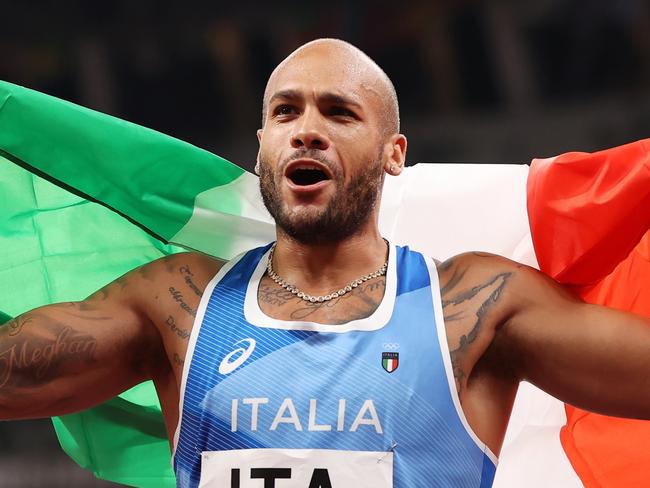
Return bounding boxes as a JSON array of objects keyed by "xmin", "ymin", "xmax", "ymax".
[
  {"xmin": 320, "ymin": 92, "xmax": 362, "ymax": 109},
  {"xmin": 268, "ymin": 89, "xmax": 363, "ymax": 109},
  {"xmin": 268, "ymin": 89, "xmax": 301, "ymax": 105}
]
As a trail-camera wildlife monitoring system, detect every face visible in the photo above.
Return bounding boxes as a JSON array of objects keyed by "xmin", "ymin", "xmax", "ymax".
[{"xmin": 257, "ymin": 45, "xmax": 400, "ymax": 245}]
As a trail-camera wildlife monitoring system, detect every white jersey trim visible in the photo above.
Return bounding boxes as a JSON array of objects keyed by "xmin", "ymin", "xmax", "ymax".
[
  {"xmin": 426, "ymin": 257, "xmax": 499, "ymax": 466},
  {"xmin": 171, "ymin": 251, "xmax": 248, "ymax": 463},
  {"xmin": 243, "ymin": 243, "xmax": 397, "ymax": 333}
]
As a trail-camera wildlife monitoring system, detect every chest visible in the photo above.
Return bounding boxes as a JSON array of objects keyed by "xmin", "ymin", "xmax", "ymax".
[
  {"xmin": 257, "ymin": 275, "xmax": 387, "ymax": 324},
  {"xmin": 174, "ymin": 273, "xmax": 496, "ymax": 487},
  {"xmin": 183, "ymin": 279, "xmax": 453, "ymax": 438}
]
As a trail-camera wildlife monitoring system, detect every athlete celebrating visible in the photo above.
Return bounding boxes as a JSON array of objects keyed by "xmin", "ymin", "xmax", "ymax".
[{"xmin": 2, "ymin": 39, "xmax": 650, "ymax": 487}]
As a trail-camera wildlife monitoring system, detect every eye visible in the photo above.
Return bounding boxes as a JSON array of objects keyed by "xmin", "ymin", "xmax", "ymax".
[
  {"xmin": 273, "ymin": 104, "xmax": 298, "ymax": 117},
  {"xmin": 329, "ymin": 106, "xmax": 355, "ymax": 118}
]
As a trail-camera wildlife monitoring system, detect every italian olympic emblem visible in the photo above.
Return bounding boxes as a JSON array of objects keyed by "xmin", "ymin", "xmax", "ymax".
[{"xmin": 382, "ymin": 351, "xmax": 399, "ymax": 373}]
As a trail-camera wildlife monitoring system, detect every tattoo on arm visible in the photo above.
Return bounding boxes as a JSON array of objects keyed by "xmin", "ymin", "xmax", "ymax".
[
  {"xmin": 136, "ymin": 254, "xmax": 177, "ymax": 282},
  {"xmin": 173, "ymin": 353, "xmax": 185, "ymax": 368},
  {"xmin": 168, "ymin": 287, "xmax": 197, "ymax": 317},
  {"xmin": 164, "ymin": 315, "xmax": 190, "ymax": 341},
  {"xmin": 92, "ymin": 288, "xmax": 110, "ymax": 301},
  {"xmin": 0, "ymin": 315, "xmax": 97, "ymax": 390},
  {"xmin": 6, "ymin": 316, "xmax": 32, "ymax": 337},
  {"xmin": 179, "ymin": 265, "xmax": 204, "ymax": 297},
  {"xmin": 440, "ymin": 260, "xmax": 511, "ymax": 393}
]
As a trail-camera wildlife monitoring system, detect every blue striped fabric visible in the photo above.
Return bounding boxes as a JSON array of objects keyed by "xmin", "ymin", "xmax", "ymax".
[{"xmin": 174, "ymin": 244, "xmax": 496, "ymax": 487}]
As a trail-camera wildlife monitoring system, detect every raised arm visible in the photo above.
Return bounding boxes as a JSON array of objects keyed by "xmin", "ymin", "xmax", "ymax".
[
  {"xmin": 495, "ymin": 256, "xmax": 650, "ymax": 419},
  {"xmin": 441, "ymin": 252, "xmax": 650, "ymax": 425},
  {"xmin": 0, "ymin": 251, "xmax": 220, "ymax": 420},
  {"xmin": 0, "ymin": 269, "xmax": 161, "ymax": 419}
]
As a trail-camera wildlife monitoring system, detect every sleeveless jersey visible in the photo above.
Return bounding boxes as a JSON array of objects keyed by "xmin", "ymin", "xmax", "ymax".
[{"xmin": 172, "ymin": 243, "xmax": 497, "ymax": 487}]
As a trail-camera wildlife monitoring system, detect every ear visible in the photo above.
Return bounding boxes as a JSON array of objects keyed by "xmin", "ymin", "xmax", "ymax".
[
  {"xmin": 255, "ymin": 129, "xmax": 263, "ymax": 175},
  {"xmin": 383, "ymin": 134, "xmax": 407, "ymax": 176}
]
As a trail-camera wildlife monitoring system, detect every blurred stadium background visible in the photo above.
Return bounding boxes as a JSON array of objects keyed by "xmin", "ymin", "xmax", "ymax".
[{"xmin": 1, "ymin": 0, "xmax": 649, "ymax": 486}]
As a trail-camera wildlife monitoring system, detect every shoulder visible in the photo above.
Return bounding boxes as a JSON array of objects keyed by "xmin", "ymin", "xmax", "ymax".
[
  {"xmin": 131, "ymin": 252, "xmax": 227, "ymax": 352},
  {"xmin": 115, "ymin": 252, "xmax": 226, "ymax": 308},
  {"xmin": 436, "ymin": 252, "xmax": 539, "ymax": 321},
  {"xmin": 141, "ymin": 251, "xmax": 226, "ymax": 280},
  {"xmin": 436, "ymin": 251, "xmax": 576, "ymax": 320},
  {"xmin": 437, "ymin": 251, "xmax": 526, "ymax": 286}
]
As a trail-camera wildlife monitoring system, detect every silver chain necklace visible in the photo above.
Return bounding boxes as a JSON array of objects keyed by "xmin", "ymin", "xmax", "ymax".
[{"xmin": 266, "ymin": 243, "xmax": 389, "ymax": 303}]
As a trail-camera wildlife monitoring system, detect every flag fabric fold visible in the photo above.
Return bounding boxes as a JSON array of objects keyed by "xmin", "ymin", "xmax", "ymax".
[
  {"xmin": 0, "ymin": 152, "xmax": 178, "ymax": 486},
  {"xmin": 0, "ymin": 81, "xmax": 246, "ymax": 245},
  {"xmin": 527, "ymin": 139, "xmax": 650, "ymax": 488},
  {"xmin": 528, "ymin": 140, "xmax": 650, "ymax": 286}
]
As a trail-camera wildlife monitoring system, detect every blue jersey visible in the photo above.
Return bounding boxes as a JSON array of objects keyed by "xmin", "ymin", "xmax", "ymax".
[{"xmin": 172, "ymin": 243, "xmax": 497, "ymax": 487}]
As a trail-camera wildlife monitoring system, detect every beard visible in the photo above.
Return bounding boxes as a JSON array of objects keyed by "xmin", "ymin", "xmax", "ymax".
[{"xmin": 258, "ymin": 149, "xmax": 384, "ymax": 245}]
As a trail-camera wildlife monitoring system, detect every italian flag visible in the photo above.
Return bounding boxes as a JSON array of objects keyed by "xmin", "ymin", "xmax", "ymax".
[
  {"xmin": 0, "ymin": 80, "xmax": 272, "ymax": 487},
  {"xmin": 1, "ymin": 80, "xmax": 647, "ymax": 488}
]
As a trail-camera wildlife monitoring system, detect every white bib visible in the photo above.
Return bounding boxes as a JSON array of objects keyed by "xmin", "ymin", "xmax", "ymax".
[{"xmin": 199, "ymin": 448, "xmax": 393, "ymax": 487}]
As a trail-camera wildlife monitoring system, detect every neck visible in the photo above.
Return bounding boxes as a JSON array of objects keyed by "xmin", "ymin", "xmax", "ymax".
[{"xmin": 271, "ymin": 223, "xmax": 388, "ymax": 296}]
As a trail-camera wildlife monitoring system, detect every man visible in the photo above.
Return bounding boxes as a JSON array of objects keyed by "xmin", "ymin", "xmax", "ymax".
[{"xmin": 1, "ymin": 39, "xmax": 650, "ymax": 487}]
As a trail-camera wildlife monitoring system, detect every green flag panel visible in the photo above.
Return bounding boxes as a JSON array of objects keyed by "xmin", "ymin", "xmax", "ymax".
[
  {"xmin": 0, "ymin": 81, "xmax": 244, "ymax": 242},
  {"xmin": 0, "ymin": 156, "xmax": 177, "ymax": 486}
]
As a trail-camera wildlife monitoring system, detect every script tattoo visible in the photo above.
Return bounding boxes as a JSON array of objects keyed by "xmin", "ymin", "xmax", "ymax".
[
  {"xmin": 173, "ymin": 353, "xmax": 185, "ymax": 368},
  {"xmin": 0, "ymin": 325, "xmax": 97, "ymax": 389},
  {"xmin": 164, "ymin": 315, "xmax": 190, "ymax": 340},
  {"xmin": 6, "ymin": 316, "xmax": 32, "ymax": 337},
  {"xmin": 93, "ymin": 288, "xmax": 110, "ymax": 301},
  {"xmin": 168, "ymin": 287, "xmax": 197, "ymax": 317},
  {"xmin": 179, "ymin": 265, "xmax": 203, "ymax": 297},
  {"xmin": 259, "ymin": 278, "xmax": 386, "ymax": 324},
  {"xmin": 290, "ymin": 280, "xmax": 385, "ymax": 322},
  {"xmin": 440, "ymin": 258, "xmax": 511, "ymax": 394},
  {"xmin": 258, "ymin": 285, "xmax": 296, "ymax": 307},
  {"xmin": 115, "ymin": 275, "xmax": 129, "ymax": 290}
]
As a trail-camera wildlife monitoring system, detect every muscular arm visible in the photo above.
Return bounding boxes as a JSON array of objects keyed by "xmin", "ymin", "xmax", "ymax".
[
  {"xmin": 442, "ymin": 252, "xmax": 650, "ymax": 422},
  {"xmin": 502, "ymin": 262, "xmax": 650, "ymax": 419},
  {"xmin": 0, "ymin": 251, "xmax": 221, "ymax": 420},
  {"xmin": 0, "ymin": 291, "xmax": 155, "ymax": 419}
]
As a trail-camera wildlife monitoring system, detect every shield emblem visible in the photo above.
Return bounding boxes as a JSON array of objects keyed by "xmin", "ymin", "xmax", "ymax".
[{"xmin": 382, "ymin": 352, "xmax": 399, "ymax": 373}]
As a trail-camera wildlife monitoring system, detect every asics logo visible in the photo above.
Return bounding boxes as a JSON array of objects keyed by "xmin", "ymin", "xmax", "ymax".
[{"xmin": 219, "ymin": 338, "xmax": 256, "ymax": 375}]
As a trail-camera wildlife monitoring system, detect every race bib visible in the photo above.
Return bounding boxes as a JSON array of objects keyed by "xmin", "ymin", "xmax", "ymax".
[{"xmin": 199, "ymin": 448, "xmax": 393, "ymax": 487}]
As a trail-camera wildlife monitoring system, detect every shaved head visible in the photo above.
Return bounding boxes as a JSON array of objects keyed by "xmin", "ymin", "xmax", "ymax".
[
  {"xmin": 256, "ymin": 38, "xmax": 407, "ymax": 244},
  {"xmin": 262, "ymin": 38, "xmax": 400, "ymax": 137}
]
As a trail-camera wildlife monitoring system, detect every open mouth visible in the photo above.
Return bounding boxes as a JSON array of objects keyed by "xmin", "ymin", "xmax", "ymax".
[
  {"xmin": 285, "ymin": 160, "xmax": 333, "ymax": 188},
  {"xmin": 288, "ymin": 167, "xmax": 330, "ymax": 186}
]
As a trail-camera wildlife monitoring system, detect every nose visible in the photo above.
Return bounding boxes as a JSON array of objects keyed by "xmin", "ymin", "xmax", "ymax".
[{"xmin": 290, "ymin": 109, "xmax": 330, "ymax": 150}]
